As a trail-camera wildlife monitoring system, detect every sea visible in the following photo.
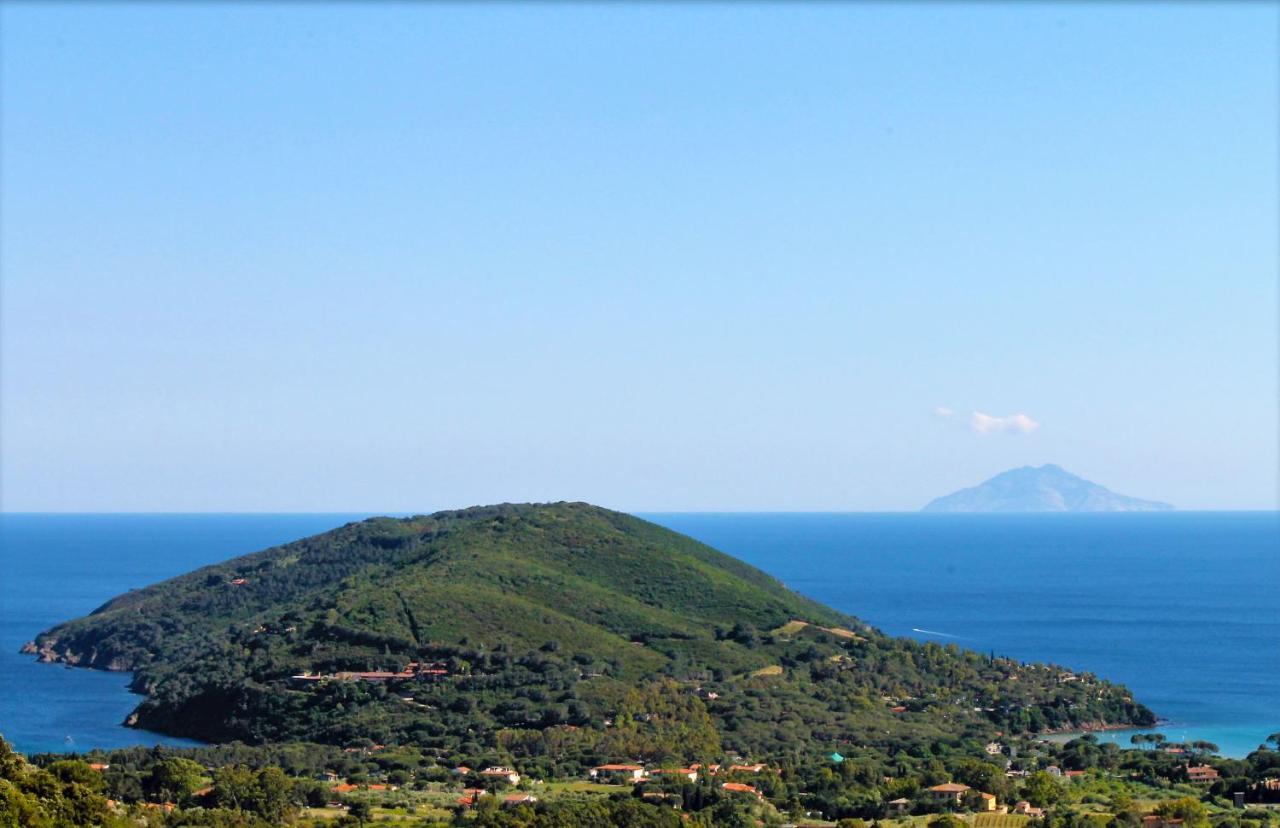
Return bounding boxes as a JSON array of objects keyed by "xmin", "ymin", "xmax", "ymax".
[{"xmin": 0, "ymin": 512, "xmax": 1276, "ymax": 758}]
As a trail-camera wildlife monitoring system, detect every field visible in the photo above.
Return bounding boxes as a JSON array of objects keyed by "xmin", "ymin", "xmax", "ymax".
[{"xmin": 974, "ymin": 814, "xmax": 1031, "ymax": 828}]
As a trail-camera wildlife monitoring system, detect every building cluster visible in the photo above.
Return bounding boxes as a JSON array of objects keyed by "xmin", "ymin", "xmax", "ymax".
[
  {"xmin": 290, "ymin": 661, "xmax": 450, "ymax": 683},
  {"xmin": 586, "ymin": 761, "xmax": 771, "ymax": 799}
]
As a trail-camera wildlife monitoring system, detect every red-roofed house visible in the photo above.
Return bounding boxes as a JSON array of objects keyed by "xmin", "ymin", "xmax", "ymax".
[
  {"xmin": 457, "ymin": 788, "xmax": 487, "ymax": 807},
  {"xmin": 650, "ymin": 767, "xmax": 698, "ymax": 782},
  {"xmin": 1187, "ymin": 765, "xmax": 1220, "ymax": 783},
  {"xmin": 1014, "ymin": 801, "xmax": 1045, "ymax": 818},
  {"xmin": 480, "ymin": 767, "xmax": 521, "ymax": 785},
  {"xmin": 503, "ymin": 793, "xmax": 538, "ymax": 807},
  {"xmin": 590, "ymin": 764, "xmax": 646, "ymax": 783},
  {"xmin": 727, "ymin": 763, "xmax": 767, "ymax": 774},
  {"xmin": 722, "ymin": 782, "xmax": 763, "ymax": 799},
  {"xmin": 924, "ymin": 782, "xmax": 971, "ymax": 806}
]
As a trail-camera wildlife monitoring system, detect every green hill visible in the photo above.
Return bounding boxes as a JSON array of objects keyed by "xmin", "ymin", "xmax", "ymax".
[{"xmin": 27, "ymin": 503, "xmax": 1153, "ymax": 767}]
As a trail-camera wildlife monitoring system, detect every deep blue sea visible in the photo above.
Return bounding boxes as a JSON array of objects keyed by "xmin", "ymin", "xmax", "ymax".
[{"xmin": 1, "ymin": 512, "xmax": 1276, "ymax": 758}]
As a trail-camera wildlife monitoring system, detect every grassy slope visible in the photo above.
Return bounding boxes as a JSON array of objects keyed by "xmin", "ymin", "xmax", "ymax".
[{"xmin": 36, "ymin": 503, "xmax": 846, "ymax": 676}]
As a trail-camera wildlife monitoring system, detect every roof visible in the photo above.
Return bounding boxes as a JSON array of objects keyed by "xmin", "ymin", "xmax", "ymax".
[
  {"xmin": 722, "ymin": 782, "xmax": 759, "ymax": 794},
  {"xmin": 889, "ymin": 797, "xmax": 912, "ymax": 804},
  {"xmin": 594, "ymin": 763, "xmax": 644, "ymax": 771},
  {"xmin": 929, "ymin": 783, "xmax": 971, "ymax": 793}
]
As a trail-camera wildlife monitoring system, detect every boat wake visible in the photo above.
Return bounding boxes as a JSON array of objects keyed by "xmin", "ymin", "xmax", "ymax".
[{"xmin": 912, "ymin": 627, "xmax": 963, "ymax": 639}]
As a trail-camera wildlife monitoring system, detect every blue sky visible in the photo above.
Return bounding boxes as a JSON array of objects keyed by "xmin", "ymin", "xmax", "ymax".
[{"xmin": 1, "ymin": 2, "xmax": 1276, "ymax": 512}]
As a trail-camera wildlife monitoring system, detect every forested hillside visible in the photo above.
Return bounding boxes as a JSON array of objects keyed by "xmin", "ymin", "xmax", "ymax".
[{"xmin": 28, "ymin": 503, "xmax": 1152, "ymax": 771}]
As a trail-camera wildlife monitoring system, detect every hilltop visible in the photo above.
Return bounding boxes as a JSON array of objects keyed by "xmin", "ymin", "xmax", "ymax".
[
  {"xmin": 923, "ymin": 465, "xmax": 1174, "ymax": 513},
  {"xmin": 27, "ymin": 503, "xmax": 1152, "ymax": 768}
]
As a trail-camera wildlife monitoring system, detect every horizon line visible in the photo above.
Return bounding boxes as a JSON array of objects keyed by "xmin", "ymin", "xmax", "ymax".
[{"xmin": 2, "ymin": 508, "xmax": 1277, "ymax": 516}]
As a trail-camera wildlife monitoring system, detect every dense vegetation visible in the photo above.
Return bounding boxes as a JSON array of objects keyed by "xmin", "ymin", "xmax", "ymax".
[
  {"xmin": 7, "ymin": 732, "xmax": 1280, "ymax": 827},
  {"xmin": 30, "ymin": 503, "xmax": 1152, "ymax": 772}
]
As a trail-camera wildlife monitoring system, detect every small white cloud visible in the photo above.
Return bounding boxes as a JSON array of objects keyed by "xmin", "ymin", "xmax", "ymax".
[
  {"xmin": 970, "ymin": 411, "xmax": 1040, "ymax": 435},
  {"xmin": 934, "ymin": 406, "xmax": 954, "ymax": 419}
]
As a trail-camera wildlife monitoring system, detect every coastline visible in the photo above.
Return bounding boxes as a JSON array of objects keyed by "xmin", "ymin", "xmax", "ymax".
[{"xmin": 1038, "ymin": 720, "xmax": 1163, "ymax": 737}]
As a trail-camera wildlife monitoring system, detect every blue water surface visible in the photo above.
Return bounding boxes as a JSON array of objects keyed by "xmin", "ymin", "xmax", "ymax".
[
  {"xmin": 1, "ymin": 512, "xmax": 1276, "ymax": 758},
  {"xmin": 0, "ymin": 513, "xmax": 370, "ymax": 755},
  {"xmin": 645, "ymin": 512, "xmax": 1280, "ymax": 758}
]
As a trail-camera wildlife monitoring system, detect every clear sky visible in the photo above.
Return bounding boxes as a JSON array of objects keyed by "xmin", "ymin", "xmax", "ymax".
[{"xmin": 1, "ymin": 2, "xmax": 1276, "ymax": 512}]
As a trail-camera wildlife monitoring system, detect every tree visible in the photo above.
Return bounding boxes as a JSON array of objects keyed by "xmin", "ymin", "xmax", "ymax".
[
  {"xmin": 246, "ymin": 766, "xmax": 294, "ymax": 822},
  {"xmin": 1155, "ymin": 797, "xmax": 1209, "ymax": 828},
  {"xmin": 145, "ymin": 756, "xmax": 205, "ymax": 802},
  {"xmin": 211, "ymin": 764, "xmax": 257, "ymax": 811},
  {"xmin": 929, "ymin": 815, "xmax": 967, "ymax": 828},
  {"xmin": 346, "ymin": 798, "xmax": 373, "ymax": 824},
  {"xmin": 1022, "ymin": 772, "xmax": 1062, "ymax": 808}
]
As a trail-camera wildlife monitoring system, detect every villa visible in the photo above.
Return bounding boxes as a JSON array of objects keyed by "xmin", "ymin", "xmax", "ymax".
[
  {"xmin": 1014, "ymin": 801, "xmax": 1045, "ymax": 818},
  {"xmin": 1187, "ymin": 765, "xmax": 1221, "ymax": 783},
  {"xmin": 590, "ymin": 764, "xmax": 646, "ymax": 783},
  {"xmin": 480, "ymin": 767, "xmax": 521, "ymax": 785},
  {"xmin": 650, "ymin": 767, "xmax": 699, "ymax": 782},
  {"xmin": 503, "ymin": 793, "xmax": 538, "ymax": 808},
  {"xmin": 924, "ymin": 782, "xmax": 971, "ymax": 806}
]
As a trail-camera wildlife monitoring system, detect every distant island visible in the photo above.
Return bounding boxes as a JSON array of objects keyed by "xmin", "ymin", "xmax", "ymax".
[{"xmin": 923, "ymin": 464, "xmax": 1175, "ymax": 513}]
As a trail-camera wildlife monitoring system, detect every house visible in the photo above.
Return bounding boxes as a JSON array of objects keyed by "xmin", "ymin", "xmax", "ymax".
[
  {"xmin": 1014, "ymin": 801, "xmax": 1045, "ymax": 818},
  {"xmin": 974, "ymin": 792, "xmax": 998, "ymax": 812},
  {"xmin": 887, "ymin": 797, "xmax": 912, "ymax": 815},
  {"xmin": 924, "ymin": 782, "xmax": 971, "ymax": 806},
  {"xmin": 1065, "ymin": 770, "xmax": 1087, "ymax": 778},
  {"xmin": 650, "ymin": 767, "xmax": 698, "ymax": 782},
  {"xmin": 722, "ymin": 782, "xmax": 763, "ymax": 799},
  {"xmin": 590, "ymin": 763, "xmax": 646, "ymax": 783},
  {"xmin": 457, "ymin": 788, "xmax": 487, "ymax": 807},
  {"xmin": 452, "ymin": 766, "xmax": 472, "ymax": 776},
  {"xmin": 986, "ymin": 742, "xmax": 1004, "ymax": 756},
  {"xmin": 480, "ymin": 767, "xmax": 521, "ymax": 785},
  {"xmin": 1045, "ymin": 765, "xmax": 1062, "ymax": 777},
  {"xmin": 88, "ymin": 763, "xmax": 109, "ymax": 771},
  {"xmin": 727, "ymin": 763, "xmax": 768, "ymax": 774},
  {"xmin": 1187, "ymin": 765, "xmax": 1220, "ymax": 783},
  {"xmin": 503, "ymin": 793, "xmax": 538, "ymax": 808}
]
